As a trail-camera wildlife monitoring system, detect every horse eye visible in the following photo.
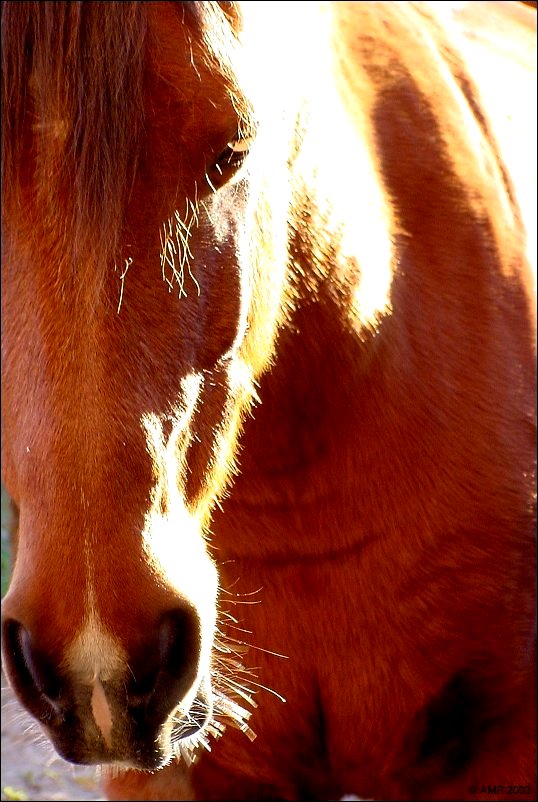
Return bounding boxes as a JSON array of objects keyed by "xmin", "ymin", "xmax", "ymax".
[{"xmin": 210, "ymin": 137, "xmax": 252, "ymax": 184}]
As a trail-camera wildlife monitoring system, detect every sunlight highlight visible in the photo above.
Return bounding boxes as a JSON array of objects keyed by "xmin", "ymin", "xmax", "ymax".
[
  {"xmin": 141, "ymin": 373, "xmax": 218, "ymax": 627},
  {"xmin": 195, "ymin": 357, "xmax": 258, "ymax": 527},
  {"xmin": 286, "ymin": 4, "xmax": 394, "ymax": 334}
]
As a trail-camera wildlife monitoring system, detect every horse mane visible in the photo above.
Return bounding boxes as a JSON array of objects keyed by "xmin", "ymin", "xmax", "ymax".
[{"xmin": 1, "ymin": 1, "xmax": 149, "ymax": 266}]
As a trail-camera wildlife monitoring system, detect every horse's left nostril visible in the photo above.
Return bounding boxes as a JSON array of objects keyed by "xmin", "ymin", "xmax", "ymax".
[
  {"xmin": 158, "ymin": 608, "xmax": 200, "ymax": 685},
  {"xmin": 128, "ymin": 606, "xmax": 203, "ymax": 732}
]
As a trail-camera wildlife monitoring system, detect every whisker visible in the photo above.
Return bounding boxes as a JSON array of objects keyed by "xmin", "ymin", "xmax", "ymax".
[{"xmin": 228, "ymin": 641, "xmax": 289, "ymax": 660}]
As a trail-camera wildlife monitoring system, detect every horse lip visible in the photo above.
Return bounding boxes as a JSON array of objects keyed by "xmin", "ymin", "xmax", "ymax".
[{"xmin": 37, "ymin": 677, "xmax": 214, "ymax": 770}]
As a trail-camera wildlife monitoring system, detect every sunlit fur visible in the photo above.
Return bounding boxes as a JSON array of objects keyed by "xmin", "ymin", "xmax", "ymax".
[{"xmin": 1, "ymin": 1, "xmax": 536, "ymax": 800}]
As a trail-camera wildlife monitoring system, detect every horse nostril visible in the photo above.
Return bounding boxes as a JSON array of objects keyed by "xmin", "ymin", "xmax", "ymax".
[
  {"xmin": 128, "ymin": 606, "xmax": 202, "ymax": 729},
  {"xmin": 2, "ymin": 618, "xmax": 64, "ymax": 724},
  {"xmin": 158, "ymin": 607, "xmax": 201, "ymax": 688}
]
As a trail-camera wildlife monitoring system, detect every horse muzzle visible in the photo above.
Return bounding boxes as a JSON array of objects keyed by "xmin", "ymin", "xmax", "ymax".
[{"xmin": 1, "ymin": 607, "xmax": 212, "ymax": 769}]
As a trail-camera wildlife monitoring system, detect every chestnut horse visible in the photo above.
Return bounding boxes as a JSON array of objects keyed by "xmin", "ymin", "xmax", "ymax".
[{"xmin": 1, "ymin": 2, "xmax": 536, "ymax": 800}]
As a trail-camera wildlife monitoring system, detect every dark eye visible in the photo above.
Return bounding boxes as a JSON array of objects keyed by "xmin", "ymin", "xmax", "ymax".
[{"xmin": 208, "ymin": 136, "xmax": 252, "ymax": 188}]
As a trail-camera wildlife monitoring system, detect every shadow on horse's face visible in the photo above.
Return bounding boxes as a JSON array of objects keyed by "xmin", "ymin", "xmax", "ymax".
[{"xmin": 1, "ymin": 2, "xmax": 288, "ymax": 770}]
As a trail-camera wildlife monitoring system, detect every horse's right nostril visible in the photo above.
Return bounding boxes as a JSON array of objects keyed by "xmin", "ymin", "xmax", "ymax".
[
  {"xmin": 2, "ymin": 618, "xmax": 65, "ymax": 725},
  {"xmin": 128, "ymin": 606, "xmax": 203, "ymax": 731}
]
